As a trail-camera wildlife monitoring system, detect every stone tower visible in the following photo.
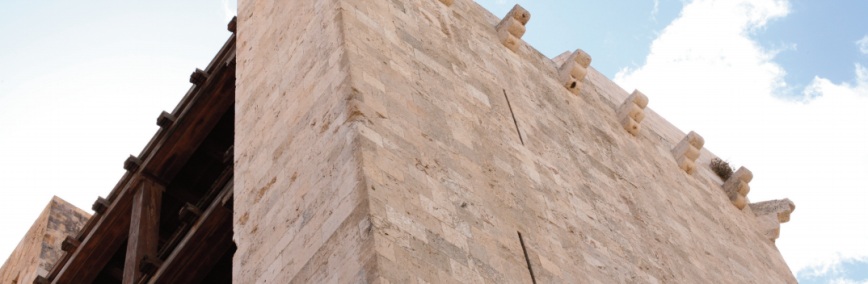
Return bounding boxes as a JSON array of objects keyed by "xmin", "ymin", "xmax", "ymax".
[
  {"xmin": 233, "ymin": 0, "xmax": 795, "ymax": 283},
  {"xmin": 0, "ymin": 197, "xmax": 89, "ymax": 284}
]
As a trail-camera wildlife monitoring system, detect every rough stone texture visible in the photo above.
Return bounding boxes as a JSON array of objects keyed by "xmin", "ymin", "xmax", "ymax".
[
  {"xmin": 235, "ymin": 0, "xmax": 797, "ymax": 283},
  {"xmin": 233, "ymin": 0, "xmax": 375, "ymax": 283},
  {"xmin": 0, "ymin": 197, "xmax": 90, "ymax": 284}
]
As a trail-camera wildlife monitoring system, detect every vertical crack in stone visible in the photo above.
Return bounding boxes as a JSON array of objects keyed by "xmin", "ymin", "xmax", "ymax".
[
  {"xmin": 503, "ymin": 90, "xmax": 524, "ymax": 145},
  {"xmin": 518, "ymin": 231, "xmax": 537, "ymax": 284}
]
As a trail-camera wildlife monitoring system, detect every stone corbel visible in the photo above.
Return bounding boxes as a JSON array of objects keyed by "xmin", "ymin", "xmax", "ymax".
[
  {"xmin": 749, "ymin": 199, "xmax": 795, "ymax": 241},
  {"xmin": 496, "ymin": 5, "xmax": 530, "ymax": 52},
  {"xmin": 617, "ymin": 90, "xmax": 649, "ymax": 135},
  {"xmin": 672, "ymin": 131, "xmax": 704, "ymax": 174},
  {"xmin": 723, "ymin": 167, "xmax": 752, "ymax": 209},
  {"xmin": 558, "ymin": 49, "xmax": 592, "ymax": 95}
]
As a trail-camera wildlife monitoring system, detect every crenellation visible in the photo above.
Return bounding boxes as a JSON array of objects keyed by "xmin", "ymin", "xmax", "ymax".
[{"xmin": 495, "ymin": 5, "xmax": 531, "ymax": 52}]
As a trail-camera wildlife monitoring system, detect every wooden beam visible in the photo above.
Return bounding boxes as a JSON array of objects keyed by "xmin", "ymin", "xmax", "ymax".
[
  {"xmin": 144, "ymin": 62, "xmax": 235, "ymax": 182},
  {"xmin": 156, "ymin": 111, "xmax": 176, "ymax": 129},
  {"xmin": 124, "ymin": 155, "xmax": 143, "ymax": 172},
  {"xmin": 178, "ymin": 203, "xmax": 201, "ymax": 224},
  {"xmin": 92, "ymin": 197, "xmax": 110, "ymax": 214},
  {"xmin": 33, "ymin": 276, "xmax": 49, "ymax": 284},
  {"xmin": 227, "ymin": 16, "xmax": 237, "ymax": 33},
  {"xmin": 52, "ymin": 183, "xmax": 135, "ymax": 284},
  {"xmin": 60, "ymin": 236, "xmax": 80, "ymax": 252},
  {"xmin": 123, "ymin": 179, "xmax": 163, "ymax": 284},
  {"xmin": 189, "ymin": 69, "xmax": 208, "ymax": 85},
  {"xmin": 149, "ymin": 185, "xmax": 233, "ymax": 284},
  {"xmin": 48, "ymin": 33, "xmax": 236, "ymax": 284}
]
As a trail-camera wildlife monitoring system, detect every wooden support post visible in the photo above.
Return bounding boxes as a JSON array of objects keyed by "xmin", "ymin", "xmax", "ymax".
[{"xmin": 123, "ymin": 178, "xmax": 163, "ymax": 284}]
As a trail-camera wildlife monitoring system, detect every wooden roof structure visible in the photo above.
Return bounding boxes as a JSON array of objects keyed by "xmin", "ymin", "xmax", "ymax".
[{"xmin": 37, "ymin": 17, "xmax": 239, "ymax": 284}]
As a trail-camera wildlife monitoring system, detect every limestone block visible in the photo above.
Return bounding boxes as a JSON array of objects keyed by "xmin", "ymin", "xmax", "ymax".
[
  {"xmin": 749, "ymin": 199, "xmax": 795, "ymax": 223},
  {"xmin": 672, "ymin": 131, "xmax": 704, "ymax": 174},
  {"xmin": 558, "ymin": 49, "xmax": 592, "ymax": 95},
  {"xmin": 617, "ymin": 90, "xmax": 648, "ymax": 135},
  {"xmin": 749, "ymin": 199, "xmax": 795, "ymax": 241},
  {"xmin": 495, "ymin": 5, "xmax": 530, "ymax": 52},
  {"xmin": 723, "ymin": 167, "xmax": 753, "ymax": 209}
]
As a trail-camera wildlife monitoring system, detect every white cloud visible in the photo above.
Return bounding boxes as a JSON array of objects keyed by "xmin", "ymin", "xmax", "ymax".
[
  {"xmin": 651, "ymin": 0, "xmax": 660, "ymax": 20},
  {"xmin": 799, "ymin": 256, "xmax": 868, "ymax": 283},
  {"xmin": 857, "ymin": 35, "xmax": 868, "ymax": 55},
  {"xmin": 615, "ymin": 0, "xmax": 868, "ymax": 276}
]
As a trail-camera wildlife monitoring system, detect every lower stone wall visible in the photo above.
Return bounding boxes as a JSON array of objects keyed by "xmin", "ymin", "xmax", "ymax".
[{"xmin": 0, "ymin": 197, "xmax": 89, "ymax": 284}]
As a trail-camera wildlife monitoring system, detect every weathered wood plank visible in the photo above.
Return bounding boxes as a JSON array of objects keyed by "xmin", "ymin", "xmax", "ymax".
[
  {"xmin": 52, "ymin": 182, "xmax": 135, "ymax": 284},
  {"xmin": 123, "ymin": 179, "xmax": 163, "ymax": 284},
  {"xmin": 148, "ymin": 184, "xmax": 233, "ymax": 284}
]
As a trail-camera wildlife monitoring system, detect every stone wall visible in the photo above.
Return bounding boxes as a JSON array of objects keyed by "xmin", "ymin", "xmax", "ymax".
[
  {"xmin": 233, "ymin": 0, "xmax": 376, "ymax": 282},
  {"xmin": 342, "ymin": 0, "xmax": 795, "ymax": 283},
  {"xmin": 235, "ymin": 0, "xmax": 796, "ymax": 283},
  {"xmin": 0, "ymin": 197, "xmax": 89, "ymax": 284}
]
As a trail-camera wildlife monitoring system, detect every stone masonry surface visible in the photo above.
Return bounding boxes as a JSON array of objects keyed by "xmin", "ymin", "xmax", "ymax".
[
  {"xmin": 235, "ymin": 0, "xmax": 797, "ymax": 283},
  {"xmin": 0, "ymin": 197, "xmax": 90, "ymax": 284}
]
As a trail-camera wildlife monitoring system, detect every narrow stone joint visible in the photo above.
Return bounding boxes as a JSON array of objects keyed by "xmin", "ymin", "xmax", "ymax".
[
  {"xmin": 156, "ymin": 111, "xmax": 176, "ymax": 128},
  {"xmin": 124, "ymin": 155, "xmax": 143, "ymax": 172},
  {"xmin": 227, "ymin": 16, "xmax": 237, "ymax": 33},
  {"xmin": 496, "ymin": 5, "xmax": 530, "ymax": 52},
  {"xmin": 723, "ymin": 167, "xmax": 753, "ymax": 209},
  {"xmin": 749, "ymin": 199, "xmax": 795, "ymax": 241},
  {"xmin": 518, "ymin": 232, "xmax": 537, "ymax": 284},
  {"xmin": 617, "ymin": 90, "xmax": 649, "ymax": 136},
  {"xmin": 503, "ymin": 90, "xmax": 524, "ymax": 145},
  {"xmin": 189, "ymin": 68, "xmax": 208, "ymax": 85},
  {"xmin": 178, "ymin": 203, "xmax": 202, "ymax": 224},
  {"xmin": 61, "ymin": 235, "xmax": 80, "ymax": 252},
  {"xmin": 671, "ymin": 131, "xmax": 704, "ymax": 175},
  {"xmin": 92, "ymin": 196, "xmax": 110, "ymax": 214},
  {"xmin": 558, "ymin": 49, "xmax": 592, "ymax": 95}
]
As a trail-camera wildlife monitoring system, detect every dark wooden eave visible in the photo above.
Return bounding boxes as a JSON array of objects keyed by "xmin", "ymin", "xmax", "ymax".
[{"xmin": 45, "ymin": 32, "xmax": 237, "ymax": 284}]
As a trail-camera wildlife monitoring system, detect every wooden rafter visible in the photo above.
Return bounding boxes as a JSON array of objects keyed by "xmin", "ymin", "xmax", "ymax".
[{"xmin": 46, "ymin": 33, "xmax": 236, "ymax": 284}]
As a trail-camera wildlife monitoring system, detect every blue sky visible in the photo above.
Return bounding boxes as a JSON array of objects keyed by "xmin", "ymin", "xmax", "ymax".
[{"xmin": 1, "ymin": 0, "xmax": 866, "ymax": 282}]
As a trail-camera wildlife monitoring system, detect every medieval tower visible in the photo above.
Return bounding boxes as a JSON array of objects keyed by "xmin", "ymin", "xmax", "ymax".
[{"xmin": 2, "ymin": 1, "xmax": 796, "ymax": 283}]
